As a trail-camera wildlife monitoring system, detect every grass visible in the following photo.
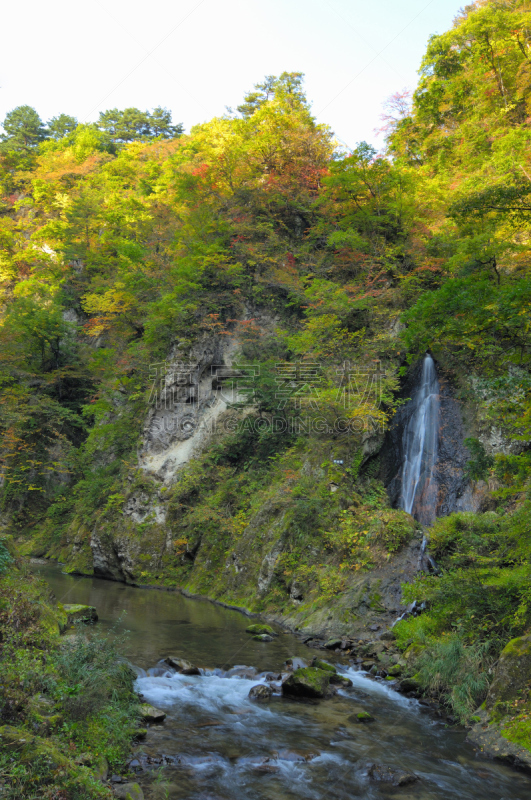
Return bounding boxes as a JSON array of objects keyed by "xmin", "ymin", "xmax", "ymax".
[{"xmin": 0, "ymin": 563, "xmax": 142, "ymax": 799}]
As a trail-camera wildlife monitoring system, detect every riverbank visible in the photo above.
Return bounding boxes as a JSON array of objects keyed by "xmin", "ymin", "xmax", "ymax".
[{"xmin": 0, "ymin": 557, "xmax": 144, "ymax": 799}]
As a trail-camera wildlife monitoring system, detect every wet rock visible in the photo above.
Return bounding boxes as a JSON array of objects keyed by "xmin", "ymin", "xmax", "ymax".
[
  {"xmin": 362, "ymin": 660, "xmax": 376, "ymax": 670},
  {"xmin": 311, "ymin": 658, "xmax": 336, "ymax": 673},
  {"xmin": 282, "ymin": 667, "xmax": 331, "ymax": 699},
  {"xmin": 380, "ymin": 630, "xmax": 396, "ymax": 641},
  {"xmin": 140, "ymin": 703, "xmax": 166, "ymax": 723},
  {"xmin": 329, "ymin": 673, "xmax": 353, "ymax": 687},
  {"xmin": 249, "ymin": 684, "xmax": 273, "ymax": 702},
  {"xmin": 113, "ymin": 783, "xmax": 144, "ymax": 800},
  {"xmin": 367, "ymin": 763, "xmax": 419, "ymax": 786},
  {"xmin": 164, "ymin": 656, "xmax": 200, "ymax": 675},
  {"xmin": 324, "ymin": 638, "xmax": 343, "ymax": 650},
  {"xmin": 264, "ymin": 672, "xmax": 281, "ymax": 681},
  {"xmin": 245, "ymin": 623, "xmax": 277, "ymax": 636},
  {"xmin": 253, "ymin": 633, "xmax": 274, "ymax": 642}
]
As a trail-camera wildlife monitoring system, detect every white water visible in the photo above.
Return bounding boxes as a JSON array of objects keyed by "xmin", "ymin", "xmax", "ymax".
[{"xmin": 399, "ymin": 354, "xmax": 440, "ymax": 525}]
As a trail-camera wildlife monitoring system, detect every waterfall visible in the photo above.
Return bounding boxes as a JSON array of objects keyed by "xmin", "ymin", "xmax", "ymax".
[{"xmin": 399, "ymin": 354, "xmax": 440, "ymax": 525}]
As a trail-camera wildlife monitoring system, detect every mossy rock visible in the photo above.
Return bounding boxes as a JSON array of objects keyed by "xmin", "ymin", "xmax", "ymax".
[
  {"xmin": 311, "ymin": 658, "xmax": 336, "ymax": 673},
  {"xmin": 58, "ymin": 603, "xmax": 98, "ymax": 629},
  {"xmin": 282, "ymin": 667, "xmax": 331, "ymax": 699},
  {"xmin": 245, "ymin": 623, "xmax": 276, "ymax": 636},
  {"xmin": 355, "ymin": 711, "xmax": 375, "ymax": 722},
  {"xmin": 387, "ymin": 663, "xmax": 403, "ymax": 677},
  {"xmin": 114, "ymin": 783, "xmax": 144, "ymax": 800},
  {"xmin": 253, "ymin": 633, "xmax": 274, "ymax": 642},
  {"xmin": 486, "ymin": 634, "xmax": 531, "ymax": 710}
]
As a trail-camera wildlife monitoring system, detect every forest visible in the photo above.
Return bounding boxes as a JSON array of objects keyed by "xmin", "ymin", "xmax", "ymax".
[{"xmin": 1, "ymin": 1, "xmax": 531, "ymax": 797}]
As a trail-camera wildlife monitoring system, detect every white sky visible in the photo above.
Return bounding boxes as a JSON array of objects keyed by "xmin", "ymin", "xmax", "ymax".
[{"xmin": 1, "ymin": 0, "xmax": 463, "ymax": 149}]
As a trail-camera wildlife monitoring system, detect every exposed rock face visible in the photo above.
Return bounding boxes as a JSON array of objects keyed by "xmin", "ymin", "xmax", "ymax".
[
  {"xmin": 139, "ymin": 334, "xmax": 241, "ymax": 484},
  {"xmin": 382, "ymin": 358, "xmax": 480, "ymax": 520}
]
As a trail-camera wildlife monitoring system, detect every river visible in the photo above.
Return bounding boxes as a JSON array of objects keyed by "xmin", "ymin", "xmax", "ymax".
[{"xmin": 33, "ymin": 561, "xmax": 531, "ymax": 800}]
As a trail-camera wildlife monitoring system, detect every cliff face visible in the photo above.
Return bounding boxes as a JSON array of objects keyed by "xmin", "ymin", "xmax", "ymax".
[{"xmin": 382, "ymin": 358, "xmax": 495, "ymax": 523}]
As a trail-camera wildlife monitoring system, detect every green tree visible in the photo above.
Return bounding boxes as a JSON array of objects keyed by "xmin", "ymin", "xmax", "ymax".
[
  {"xmin": 46, "ymin": 113, "xmax": 78, "ymax": 140},
  {"xmin": 0, "ymin": 106, "xmax": 47, "ymax": 151}
]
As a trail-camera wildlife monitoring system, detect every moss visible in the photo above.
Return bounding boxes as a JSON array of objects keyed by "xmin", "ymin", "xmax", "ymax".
[
  {"xmin": 282, "ymin": 667, "xmax": 331, "ymax": 698},
  {"xmin": 245, "ymin": 623, "xmax": 275, "ymax": 635},
  {"xmin": 501, "ymin": 715, "xmax": 531, "ymax": 751},
  {"xmin": 500, "ymin": 635, "xmax": 531, "ymax": 658},
  {"xmin": 312, "ymin": 659, "xmax": 336, "ymax": 673}
]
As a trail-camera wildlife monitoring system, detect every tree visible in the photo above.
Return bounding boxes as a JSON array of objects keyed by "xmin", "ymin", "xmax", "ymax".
[
  {"xmin": 97, "ymin": 107, "xmax": 183, "ymax": 143},
  {"xmin": 237, "ymin": 72, "xmax": 308, "ymax": 118},
  {"xmin": 149, "ymin": 106, "xmax": 183, "ymax": 138},
  {"xmin": 0, "ymin": 106, "xmax": 48, "ymax": 151},
  {"xmin": 47, "ymin": 114, "xmax": 78, "ymax": 140}
]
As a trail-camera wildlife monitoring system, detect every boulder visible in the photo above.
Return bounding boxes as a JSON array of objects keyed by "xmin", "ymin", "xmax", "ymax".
[
  {"xmin": 245, "ymin": 623, "xmax": 277, "ymax": 636},
  {"xmin": 282, "ymin": 667, "xmax": 331, "ymax": 699},
  {"xmin": 114, "ymin": 783, "xmax": 144, "ymax": 800},
  {"xmin": 249, "ymin": 684, "xmax": 273, "ymax": 702},
  {"xmin": 253, "ymin": 633, "xmax": 274, "ymax": 642},
  {"xmin": 140, "ymin": 703, "xmax": 166, "ymax": 723},
  {"xmin": 486, "ymin": 634, "xmax": 531, "ymax": 710},
  {"xmin": 367, "ymin": 763, "xmax": 418, "ymax": 786},
  {"xmin": 164, "ymin": 656, "xmax": 200, "ymax": 675},
  {"xmin": 60, "ymin": 604, "xmax": 98, "ymax": 626}
]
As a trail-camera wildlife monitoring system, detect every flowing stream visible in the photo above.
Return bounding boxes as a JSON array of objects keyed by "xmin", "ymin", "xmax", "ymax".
[
  {"xmin": 399, "ymin": 354, "xmax": 440, "ymax": 525},
  {"xmin": 33, "ymin": 561, "xmax": 531, "ymax": 800}
]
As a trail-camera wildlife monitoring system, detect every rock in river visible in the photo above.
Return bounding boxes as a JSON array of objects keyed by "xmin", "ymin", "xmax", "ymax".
[
  {"xmin": 245, "ymin": 623, "xmax": 277, "ymax": 636},
  {"xmin": 249, "ymin": 684, "xmax": 273, "ymax": 702},
  {"xmin": 253, "ymin": 634, "xmax": 274, "ymax": 642},
  {"xmin": 282, "ymin": 667, "xmax": 331, "ymax": 699},
  {"xmin": 367, "ymin": 762, "xmax": 419, "ymax": 786},
  {"xmin": 140, "ymin": 703, "xmax": 166, "ymax": 723},
  {"xmin": 164, "ymin": 656, "xmax": 200, "ymax": 675}
]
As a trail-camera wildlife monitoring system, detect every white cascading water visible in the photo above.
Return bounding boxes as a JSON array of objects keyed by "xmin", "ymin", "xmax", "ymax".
[{"xmin": 399, "ymin": 354, "xmax": 440, "ymax": 525}]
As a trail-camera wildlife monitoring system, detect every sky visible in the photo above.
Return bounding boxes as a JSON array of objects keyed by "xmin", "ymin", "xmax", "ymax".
[{"xmin": 1, "ymin": 0, "xmax": 465, "ymax": 149}]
